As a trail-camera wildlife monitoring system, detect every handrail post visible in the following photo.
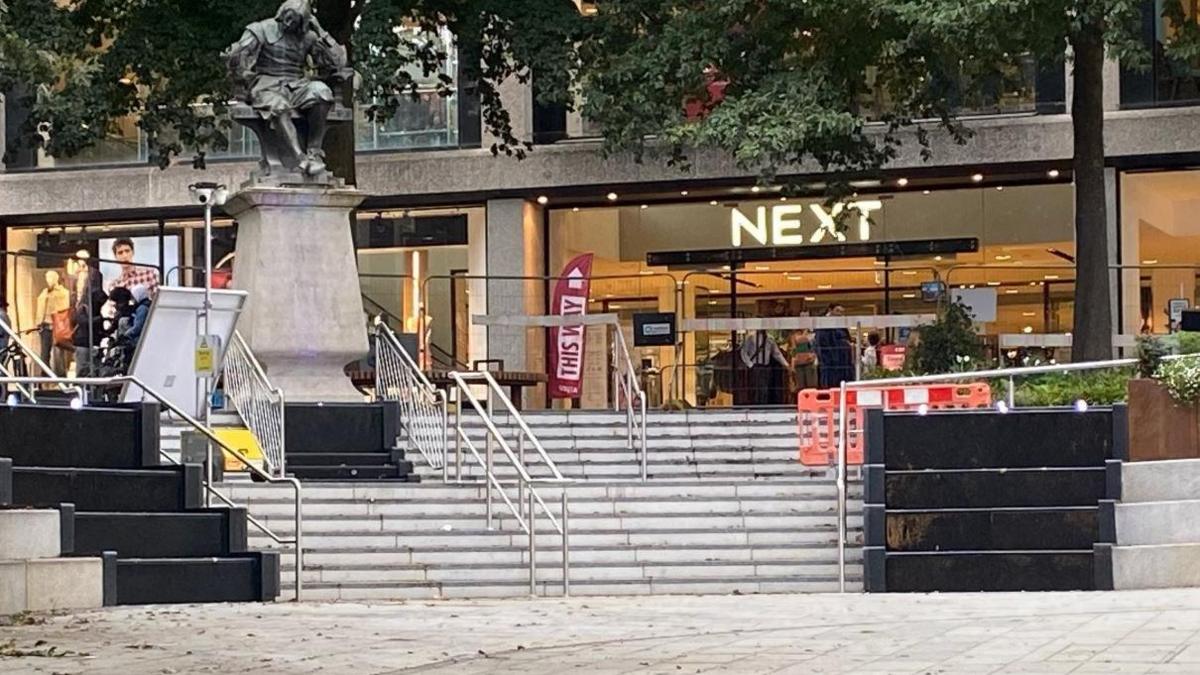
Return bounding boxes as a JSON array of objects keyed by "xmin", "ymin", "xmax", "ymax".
[
  {"xmin": 528, "ymin": 485, "xmax": 537, "ymax": 597},
  {"xmin": 561, "ymin": 488, "xmax": 570, "ymax": 597},
  {"xmin": 518, "ymin": 432, "xmax": 526, "ymax": 510},
  {"xmin": 441, "ymin": 394, "xmax": 449, "ymax": 484},
  {"xmin": 293, "ymin": 478, "xmax": 303, "ymax": 601},
  {"xmin": 486, "ymin": 399, "xmax": 494, "ymax": 529},
  {"xmin": 278, "ymin": 389, "xmax": 287, "ymax": 479},
  {"xmin": 1007, "ymin": 375, "xmax": 1016, "ymax": 409},
  {"xmin": 640, "ymin": 392, "xmax": 648, "ymax": 482},
  {"xmin": 454, "ymin": 389, "xmax": 463, "ymax": 482},
  {"xmin": 836, "ymin": 380, "xmax": 848, "ymax": 594}
]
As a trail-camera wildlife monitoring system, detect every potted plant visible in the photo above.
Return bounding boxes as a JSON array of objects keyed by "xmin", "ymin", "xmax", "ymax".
[{"xmin": 1127, "ymin": 334, "xmax": 1200, "ymax": 461}]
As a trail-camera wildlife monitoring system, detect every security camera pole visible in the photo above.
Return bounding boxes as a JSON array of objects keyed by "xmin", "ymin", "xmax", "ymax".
[{"xmin": 189, "ymin": 181, "xmax": 227, "ymax": 502}]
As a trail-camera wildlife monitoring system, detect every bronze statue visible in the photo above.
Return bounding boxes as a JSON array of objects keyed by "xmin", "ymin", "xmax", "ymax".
[{"xmin": 225, "ymin": 0, "xmax": 352, "ymax": 180}]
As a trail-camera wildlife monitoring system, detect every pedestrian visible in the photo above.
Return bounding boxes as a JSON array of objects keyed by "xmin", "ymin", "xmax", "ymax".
[
  {"xmin": 72, "ymin": 261, "xmax": 108, "ymax": 377},
  {"xmin": 815, "ymin": 304, "xmax": 854, "ymax": 388}
]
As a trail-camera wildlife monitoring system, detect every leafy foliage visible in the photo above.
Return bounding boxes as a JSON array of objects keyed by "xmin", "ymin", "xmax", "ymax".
[
  {"xmin": 1137, "ymin": 332, "xmax": 1200, "ymax": 378},
  {"xmin": 906, "ymin": 301, "xmax": 984, "ymax": 375},
  {"xmin": 0, "ymin": 0, "xmax": 582, "ymax": 168},
  {"xmin": 1008, "ymin": 369, "xmax": 1132, "ymax": 407},
  {"xmin": 1155, "ymin": 357, "xmax": 1200, "ymax": 406}
]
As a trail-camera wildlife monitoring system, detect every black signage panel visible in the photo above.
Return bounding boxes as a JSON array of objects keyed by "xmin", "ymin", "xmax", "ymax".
[
  {"xmin": 633, "ymin": 312, "xmax": 676, "ymax": 347},
  {"xmin": 646, "ymin": 237, "xmax": 979, "ymax": 268}
]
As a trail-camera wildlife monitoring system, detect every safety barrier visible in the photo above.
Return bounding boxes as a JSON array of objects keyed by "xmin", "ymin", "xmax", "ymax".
[{"xmin": 798, "ymin": 383, "xmax": 992, "ymax": 466}]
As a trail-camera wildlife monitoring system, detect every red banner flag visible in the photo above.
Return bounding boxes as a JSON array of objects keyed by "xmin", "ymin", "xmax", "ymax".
[{"xmin": 548, "ymin": 253, "xmax": 594, "ymax": 399}]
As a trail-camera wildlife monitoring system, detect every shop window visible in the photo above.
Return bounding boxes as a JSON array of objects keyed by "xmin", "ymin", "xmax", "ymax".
[{"xmin": 1121, "ymin": 0, "xmax": 1200, "ymax": 108}]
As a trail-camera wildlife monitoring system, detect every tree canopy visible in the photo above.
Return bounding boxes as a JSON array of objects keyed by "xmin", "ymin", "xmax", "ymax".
[{"xmin": 0, "ymin": 0, "xmax": 581, "ymax": 171}]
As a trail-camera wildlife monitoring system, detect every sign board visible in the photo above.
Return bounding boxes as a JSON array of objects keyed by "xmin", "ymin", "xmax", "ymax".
[
  {"xmin": 951, "ymin": 288, "xmax": 998, "ymax": 323},
  {"xmin": 1169, "ymin": 298, "xmax": 1190, "ymax": 324},
  {"xmin": 121, "ymin": 287, "xmax": 247, "ymax": 417},
  {"xmin": 921, "ymin": 280, "xmax": 945, "ymax": 302},
  {"xmin": 730, "ymin": 201, "xmax": 882, "ymax": 247},
  {"xmin": 633, "ymin": 312, "xmax": 676, "ymax": 347},
  {"xmin": 548, "ymin": 253, "xmax": 594, "ymax": 399},
  {"xmin": 1183, "ymin": 309, "xmax": 1200, "ymax": 332}
]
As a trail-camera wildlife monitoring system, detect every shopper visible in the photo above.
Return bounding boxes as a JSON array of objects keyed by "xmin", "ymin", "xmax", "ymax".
[
  {"xmin": 862, "ymin": 332, "xmax": 882, "ymax": 371},
  {"xmin": 72, "ymin": 262, "xmax": 109, "ymax": 377},
  {"xmin": 110, "ymin": 238, "xmax": 160, "ymax": 297},
  {"xmin": 815, "ymin": 304, "xmax": 854, "ymax": 388},
  {"xmin": 789, "ymin": 327, "xmax": 818, "ymax": 394},
  {"xmin": 737, "ymin": 329, "xmax": 790, "ymax": 405}
]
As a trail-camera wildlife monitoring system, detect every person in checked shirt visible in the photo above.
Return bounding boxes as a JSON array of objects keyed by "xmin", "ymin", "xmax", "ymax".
[{"xmin": 110, "ymin": 238, "xmax": 160, "ymax": 297}]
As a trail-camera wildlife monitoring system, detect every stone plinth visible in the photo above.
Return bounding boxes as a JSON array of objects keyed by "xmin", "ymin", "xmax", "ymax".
[{"xmin": 226, "ymin": 186, "xmax": 367, "ymax": 402}]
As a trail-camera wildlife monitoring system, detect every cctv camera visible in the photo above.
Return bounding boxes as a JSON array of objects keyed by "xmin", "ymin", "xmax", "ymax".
[{"xmin": 189, "ymin": 182, "xmax": 229, "ymax": 207}]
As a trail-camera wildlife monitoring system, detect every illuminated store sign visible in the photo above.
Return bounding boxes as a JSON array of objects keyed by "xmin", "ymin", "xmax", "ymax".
[{"xmin": 730, "ymin": 201, "xmax": 883, "ymax": 247}]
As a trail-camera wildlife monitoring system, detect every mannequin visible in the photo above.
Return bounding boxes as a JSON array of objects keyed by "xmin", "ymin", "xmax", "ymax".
[{"xmin": 36, "ymin": 270, "xmax": 72, "ymax": 375}]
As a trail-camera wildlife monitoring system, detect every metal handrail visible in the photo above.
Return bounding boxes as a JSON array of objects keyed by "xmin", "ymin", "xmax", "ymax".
[
  {"xmin": 0, "ymin": 374, "xmax": 304, "ymax": 602},
  {"xmin": 610, "ymin": 325, "xmax": 649, "ymax": 481},
  {"xmin": 222, "ymin": 331, "xmax": 287, "ymax": 478},
  {"xmin": 0, "ymin": 316, "xmax": 72, "ymax": 398},
  {"xmin": 374, "ymin": 321, "xmax": 450, "ymax": 476},
  {"xmin": 831, "ymin": 353, "xmax": 1200, "ymax": 593},
  {"xmin": 447, "ymin": 370, "xmax": 570, "ymax": 595}
]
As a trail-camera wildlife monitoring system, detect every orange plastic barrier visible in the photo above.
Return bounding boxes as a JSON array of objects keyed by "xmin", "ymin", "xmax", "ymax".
[{"xmin": 797, "ymin": 383, "xmax": 992, "ymax": 466}]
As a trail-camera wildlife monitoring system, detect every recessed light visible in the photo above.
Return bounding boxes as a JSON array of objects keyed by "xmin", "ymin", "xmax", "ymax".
[
  {"xmin": 780, "ymin": 197, "xmax": 788, "ymax": 202},
  {"xmin": 708, "ymin": 300, "xmax": 717, "ymax": 305},
  {"xmin": 934, "ymin": 255, "xmax": 943, "ymax": 262},
  {"xmin": 897, "ymin": 178, "xmax": 909, "ymax": 187},
  {"xmin": 817, "ymin": 284, "xmax": 833, "ymax": 290},
  {"xmin": 709, "ymin": 200, "xmax": 719, "ymax": 206},
  {"xmin": 1044, "ymin": 274, "xmax": 1059, "ymax": 280},
  {"xmin": 922, "ymin": 190, "xmax": 931, "ymax": 195},
  {"xmin": 1143, "ymin": 259, "xmax": 1159, "ymax": 265},
  {"xmin": 605, "ymin": 294, "xmax": 615, "ymax": 298},
  {"xmin": 750, "ymin": 186, "xmax": 761, "ymax": 193},
  {"xmin": 680, "ymin": 190, "xmax": 689, "ymax": 196},
  {"xmin": 754, "ymin": 265, "xmax": 770, "ymax": 271},
  {"xmin": 1048, "ymin": 169, "xmax": 1061, "ymax": 178},
  {"xmin": 786, "ymin": 274, "xmax": 803, "ymax": 281},
  {"xmin": 536, "ymin": 195, "xmax": 549, "ymax": 205},
  {"xmin": 902, "ymin": 293, "xmax": 917, "ymax": 299},
  {"xmin": 606, "ymin": 192, "xmax": 618, "ymax": 201},
  {"xmin": 640, "ymin": 204, "xmax": 648, "ymax": 209},
  {"xmin": 902, "ymin": 271, "xmax": 917, "ymax": 276},
  {"xmin": 995, "ymin": 254, "xmax": 1013, "ymax": 261},
  {"xmin": 721, "ymin": 265, "xmax": 731, "ymax": 271},
  {"xmin": 971, "ymin": 173, "xmax": 984, "ymax": 183},
  {"xmin": 572, "ymin": 207, "xmax": 580, "ymax": 212},
  {"xmin": 1022, "ymin": 312, "xmax": 1037, "ymax": 317},
  {"xmin": 804, "ymin": 296, "xmax": 816, "ymax": 302},
  {"xmin": 1006, "ymin": 289, "xmax": 1020, "ymax": 295},
  {"xmin": 1022, "ymin": 325, "xmax": 1034, "ymax": 334},
  {"xmin": 996, "ymin": 186, "xmax": 1004, "ymax": 191}
]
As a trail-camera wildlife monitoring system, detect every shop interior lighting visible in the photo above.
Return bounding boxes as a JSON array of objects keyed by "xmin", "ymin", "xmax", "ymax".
[
  {"xmin": 1044, "ymin": 274, "xmax": 1059, "ymax": 280},
  {"xmin": 995, "ymin": 254, "xmax": 1013, "ymax": 261},
  {"xmin": 1143, "ymin": 259, "xmax": 1159, "ymax": 265},
  {"xmin": 536, "ymin": 195, "xmax": 549, "ymax": 205},
  {"xmin": 902, "ymin": 270, "xmax": 917, "ymax": 276},
  {"xmin": 1006, "ymin": 289, "xmax": 1020, "ymax": 294},
  {"xmin": 640, "ymin": 204, "xmax": 648, "ymax": 209},
  {"xmin": 606, "ymin": 192, "xmax": 618, "ymax": 201},
  {"xmin": 709, "ymin": 200, "xmax": 719, "ymax": 206},
  {"xmin": 754, "ymin": 265, "xmax": 770, "ymax": 271},
  {"xmin": 750, "ymin": 186, "xmax": 761, "ymax": 193},
  {"xmin": 680, "ymin": 190, "xmax": 689, "ymax": 196},
  {"xmin": 996, "ymin": 186, "xmax": 1004, "ymax": 191},
  {"xmin": 971, "ymin": 173, "xmax": 984, "ymax": 183},
  {"xmin": 1022, "ymin": 312, "xmax": 1037, "ymax": 317},
  {"xmin": 934, "ymin": 255, "xmax": 943, "ymax": 261},
  {"xmin": 1022, "ymin": 326, "xmax": 1034, "ymax": 334},
  {"xmin": 902, "ymin": 293, "xmax": 917, "ymax": 299},
  {"xmin": 897, "ymin": 178, "xmax": 909, "ymax": 187},
  {"xmin": 922, "ymin": 190, "xmax": 931, "ymax": 195},
  {"xmin": 1048, "ymin": 169, "xmax": 1061, "ymax": 178},
  {"xmin": 817, "ymin": 284, "xmax": 833, "ymax": 290},
  {"xmin": 987, "ymin": 281, "xmax": 1001, "ymax": 286},
  {"xmin": 804, "ymin": 296, "xmax": 817, "ymax": 301},
  {"xmin": 572, "ymin": 207, "xmax": 580, "ymax": 212}
]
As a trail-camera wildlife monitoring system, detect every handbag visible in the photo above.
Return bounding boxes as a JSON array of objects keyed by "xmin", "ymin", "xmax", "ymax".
[{"xmin": 51, "ymin": 309, "xmax": 74, "ymax": 349}]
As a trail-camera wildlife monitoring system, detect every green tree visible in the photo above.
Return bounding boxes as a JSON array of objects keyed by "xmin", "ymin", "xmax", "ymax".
[
  {"xmin": 576, "ymin": 0, "xmax": 1199, "ymax": 362},
  {"xmin": 0, "ymin": 0, "xmax": 582, "ymax": 183}
]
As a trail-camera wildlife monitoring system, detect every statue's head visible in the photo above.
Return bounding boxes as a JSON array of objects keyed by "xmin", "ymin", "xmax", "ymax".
[{"xmin": 275, "ymin": 0, "xmax": 311, "ymax": 35}]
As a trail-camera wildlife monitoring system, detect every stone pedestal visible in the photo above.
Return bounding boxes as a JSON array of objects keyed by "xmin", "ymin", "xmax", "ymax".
[{"xmin": 225, "ymin": 186, "xmax": 367, "ymax": 402}]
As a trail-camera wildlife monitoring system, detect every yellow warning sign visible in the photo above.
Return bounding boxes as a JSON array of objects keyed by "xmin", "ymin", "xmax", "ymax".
[
  {"xmin": 195, "ymin": 337, "xmax": 215, "ymax": 376},
  {"xmin": 215, "ymin": 427, "xmax": 265, "ymax": 472}
]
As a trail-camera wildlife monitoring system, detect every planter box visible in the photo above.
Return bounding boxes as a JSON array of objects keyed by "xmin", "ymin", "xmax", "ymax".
[{"xmin": 1127, "ymin": 379, "xmax": 1200, "ymax": 461}]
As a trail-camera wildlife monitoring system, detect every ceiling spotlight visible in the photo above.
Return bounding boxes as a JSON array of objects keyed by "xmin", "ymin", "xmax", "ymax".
[
  {"xmin": 750, "ymin": 186, "xmax": 761, "ymax": 193},
  {"xmin": 536, "ymin": 195, "xmax": 549, "ymax": 205},
  {"xmin": 709, "ymin": 200, "xmax": 719, "ymax": 206},
  {"xmin": 897, "ymin": 178, "xmax": 909, "ymax": 187},
  {"xmin": 1048, "ymin": 169, "xmax": 1061, "ymax": 178},
  {"xmin": 572, "ymin": 207, "xmax": 580, "ymax": 212},
  {"xmin": 933, "ymin": 255, "xmax": 943, "ymax": 262},
  {"xmin": 1143, "ymin": 259, "xmax": 1159, "ymax": 265},
  {"xmin": 780, "ymin": 197, "xmax": 788, "ymax": 202},
  {"xmin": 971, "ymin": 173, "xmax": 984, "ymax": 183},
  {"xmin": 996, "ymin": 186, "xmax": 1004, "ymax": 191},
  {"xmin": 606, "ymin": 192, "xmax": 618, "ymax": 201},
  {"xmin": 680, "ymin": 190, "xmax": 689, "ymax": 196},
  {"xmin": 922, "ymin": 190, "xmax": 931, "ymax": 195},
  {"xmin": 640, "ymin": 204, "xmax": 648, "ymax": 209},
  {"xmin": 995, "ymin": 254, "xmax": 1012, "ymax": 262}
]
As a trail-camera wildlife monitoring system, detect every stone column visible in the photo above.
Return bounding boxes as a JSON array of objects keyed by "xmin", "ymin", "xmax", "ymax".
[
  {"xmin": 484, "ymin": 198, "xmax": 546, "ymax": 408},
  {"xmin": 225, "ymin": 186, "xmax": 368, "ymax": 402}
]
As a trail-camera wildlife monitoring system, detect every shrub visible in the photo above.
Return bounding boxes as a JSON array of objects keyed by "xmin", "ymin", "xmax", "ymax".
[
  {"xmin": 1008, "ymin": 369, "xmax": 1132, "ymax": 407},
  {"xmin": 1155, "ymin": 357, "xmax": 1200, "ymax": 406},
  {"xmin": 906, "ymin": 301, "xmax": 985, "ymax": 375}
]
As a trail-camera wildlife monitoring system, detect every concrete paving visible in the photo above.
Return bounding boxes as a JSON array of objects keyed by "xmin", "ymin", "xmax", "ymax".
[{"xmin": 5, "ymin": 590, "xmax": 1200, "ymax": 674}]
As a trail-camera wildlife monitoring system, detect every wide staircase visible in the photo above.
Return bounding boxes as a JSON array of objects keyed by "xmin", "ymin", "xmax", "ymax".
[{"xmin": 227, "ymin": 407, "xmax": 863, "ymax": 600}]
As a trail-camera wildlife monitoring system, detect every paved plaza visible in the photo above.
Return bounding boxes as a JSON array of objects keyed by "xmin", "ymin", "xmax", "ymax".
[{"xmin": 4, "ymin": 590, "xmax": 1200, "ymax": 674}]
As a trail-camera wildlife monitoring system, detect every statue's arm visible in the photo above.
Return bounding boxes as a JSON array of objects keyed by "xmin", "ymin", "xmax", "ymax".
[
  {"xmin": 224, "ymin": 29, "xmax": 262, "ymax": 92},
  {"xmin": 308, "ymin": 19, "xmax": 351, "ymax": 79}
]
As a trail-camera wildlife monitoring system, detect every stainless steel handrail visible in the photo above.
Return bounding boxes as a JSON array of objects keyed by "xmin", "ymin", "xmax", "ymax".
[
  {"xmin": 0, "ymin": 317, "xmax": 71, "ymax": 398},
  {"xmin": 447, "ymin": 370, "xmax": 571, "ymax": 595},
  {"xmin": 374, "ymin": 321, "xmax": 450, "ymax": 477},
  {"xmin": 831, "ymin": 354, "xmax": 1200, "ymax": 593},
  {"xmin": 223, "ymin": 330, "xmax": 288, "ymax": 478},
  {"xmin": 0, "ymin": 374, "xmax": 304, "ymax": 602},
  {"xmin": 610, "ymin": 325, "xmax": 649, "ymax": 481}
]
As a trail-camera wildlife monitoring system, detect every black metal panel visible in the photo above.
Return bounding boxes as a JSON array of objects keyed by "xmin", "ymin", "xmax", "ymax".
[
  {"xmin": 136, "ymin": 402, "xmax": 161, "ymax": 467},
  {"xmin": 74, "ymin": 511, "xmax": 232, "ymax": 558},
  {"xmin": 864, "ymin": 504, "xmax": 885, "ymax": 548},
  {"xmin": 1111, "ymin": 404, "xmax": 1129, "ymax": 462},
  {"xmin": 863, "ymin": 464, "xmax": 885, "ymax": 505},
  {"xmin": 0, "ymin": 405, "xmax": 150, "ymax": 469},
  {"xmin": 259, "ymin": 551, "xmax": 281, "ymax": 601},
  {"xmin": 226, "ymin": 507, "xmax": 248, "ymax": 554},
  {"xmin": 647, "ymin": 238, "xmax": 980, "ymax": 268},
  {"xmin": 0, "ymin": 458, "xmax": 11, "ymax": 506},
  {"xmin": 864, "ymin": 408, "xmax": 885, "ymax": 466},
  {"xmin": 182, "ymin": 464, "xmax": 204, "ymax": 510},
  {"xmin": 881, "ymin": 409, "xmax": 1113, "ymax": 470},
  {"xmin": 101, "ymin": 551, "xmax": 118, "ymax": 607},
  {"xmin": 884, "ymin": 552, "xmax": 1095, "ymax": 592},
  {"xmin": 115, "ymin": 556, "xmax": 264, "ymax": 605},
  {"xmin": 884, "ymin": 468, "xmax": 1107, "ymax": 509},
  {"xmin": 1094, "ymin": 543, "xmax": 1115, "ymax": 591},
  {"xmin": 57, "ymin": 503, "xmax": 75, "ymax": 555},
  {"xmin": 1098, "ymin": 500, "xmax": 1117, "ymax": 544},
  {"xmin": 380, "ymin": 401, "xmax": 400, "ymax": 449},
  {"xmin": 884, "ymin": 508, "xmax": 1099, "ymax": 552},
  {"xmin": 12, "ymin": 467, "xmax": 189, "ymax": 512},
  {"xmin": 863, "ymin": 547, "xmax": 886, "ymax": 593},
  {"xmin": 1105, "ymin": 460, "xmax": 1123, "ymax": 501},
  {"xmin": 285, "ymin": 403, "xmax": 387, "ymax": 454}
]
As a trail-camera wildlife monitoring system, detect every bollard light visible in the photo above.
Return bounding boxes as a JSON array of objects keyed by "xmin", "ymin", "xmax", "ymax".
[
  {"xmin": 6, "ymin": 394, "xmax": 18, "ymax": 407},
  {"xmin": 996, "ymin": 401, "xmax": 1010, "ymax": 414},
  {"xmin": 917, "ymin": 403, "xmax": 929, "ymax": 416},
  {"xmin": 69, "ymin": 396, "xmax": 83, "ymax": 410},
  {"xmin": 1074, "ymin": 399, "xmax": 1089, "ymax": 413}
]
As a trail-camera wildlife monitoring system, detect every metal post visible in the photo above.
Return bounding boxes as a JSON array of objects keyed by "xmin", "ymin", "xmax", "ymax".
[
  {"xmin": 518, "ymin": 432, "xmax": 526, "ymax": 509},
  {"xmin": 293, "ymin": 481, "xmax": 303, "ymax": 601},
  {"xmin": 278, "ymin": 391, "xmax": 287, "ymax": 479},
  {"xmin": 202, "ymin": 200, "xmax": 214, "ymax": 505},
  {"xmin": 441, "ymin": 396, "xmax": 449, "ymax": 484},
  {"xmin": 854, "ymin": 321, "xmax": 863, "ymax": 381},
  {"xmin": 528, "ymin": 486, "xmax": 537, "ymax": 597},
  {"xmin": 454, "ymin": 389, "xmax": 463, "ymax": 482},
  {"xmin": 836, "ymin": 380, "xmax": 848, "ymax": 593},
  {"xmin": 561, "ymin": 489, "xmax": 570, "ymax": 597},
  {"xmin": 1007, "ymin": 375, "xmax": 1016, "ymax": 409},
  {"xmin": 640, "ymin": 393, "xmax": 648, "ymax": 482},
  {"xmin": 486, "ymin": 391, "xmax": 494, "ymax": 528}
]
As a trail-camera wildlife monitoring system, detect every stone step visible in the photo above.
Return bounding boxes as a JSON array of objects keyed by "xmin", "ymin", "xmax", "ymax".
[
  {"xmin": 449, "ymin": 427, "xmax": 799, "ymax": 442},
  {"xmin": 0, "ymin": 557, "xmax": 106, "ymax": 614},
  {"xmin": 456, "ymin": 411, "xmax": 798, "ymax": 425},
  {"xmin": 1116, "ymin": 500, "xmax": 1200, "ymax": 546},
  {"xmin": 1113, "ymin": 543, "xmax": 1200, "ymax": 590},
  {"xmin": 0, "ymin": 509, "xmax": 62, "ymax": 559},
  {"xmin": 295, "ymin": 543, "xmax": 862, "ymax": 567},
  {"xmin": 284, "ymin": 574, "xmax": 863, "ymax": 600},
  {"xmin": 253, "ymin": 511, "xmax": 852, "ymax": 535},
  {"xmin": 1120, "ymin": 458, "xmax": 1200, "ymax": 504},
  {"xmin": 433, "ymin": 448, "xmax": 804, "ymax": 463}
]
